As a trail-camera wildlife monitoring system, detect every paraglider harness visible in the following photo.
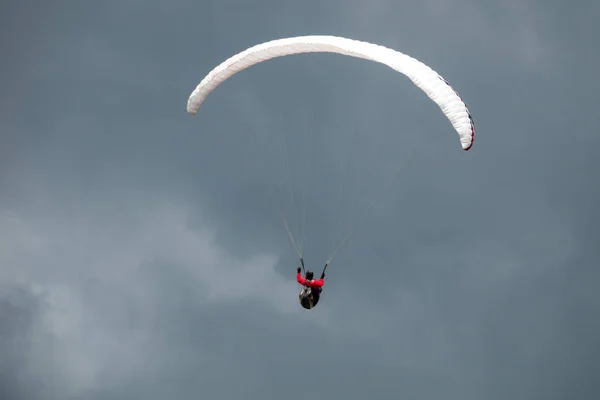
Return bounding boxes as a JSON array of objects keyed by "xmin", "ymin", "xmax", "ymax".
[{"xmin": 298, "ymin": 258, "xmax": 328, "ymax": 310}]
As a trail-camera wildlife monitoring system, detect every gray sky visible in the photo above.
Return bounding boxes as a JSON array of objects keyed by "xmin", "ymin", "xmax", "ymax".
[{"xmin": 1, "ymin": 0, "xmax": 599, "ymax": 399}]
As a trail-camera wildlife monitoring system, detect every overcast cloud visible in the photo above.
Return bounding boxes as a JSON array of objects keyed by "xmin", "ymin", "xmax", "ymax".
[{"xmin": 1, "ymin": 0, "xmax": 599, "ymax": 399}]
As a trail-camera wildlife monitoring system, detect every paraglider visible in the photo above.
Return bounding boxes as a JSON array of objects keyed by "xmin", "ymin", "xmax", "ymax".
[
  {"xmin": 296, "ymin": 260, "xmax": 327, "ymax": 310},
  {"xmin": 187, "ymin": 35, "xmax": 475, "ymax": 151},
  {"xmin": 186, "ymin": 35, "xmax": 476, "ymax": 309}
]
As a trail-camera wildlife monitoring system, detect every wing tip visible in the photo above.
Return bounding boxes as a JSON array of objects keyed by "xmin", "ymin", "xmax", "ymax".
[{"xmin": 462, "ymin": 125, "xmax": 475, "ymax": 151}]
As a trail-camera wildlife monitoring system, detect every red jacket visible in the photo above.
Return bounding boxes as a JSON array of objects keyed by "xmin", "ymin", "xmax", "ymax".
[{"xmin": 297, "ymin": 272, "xmax": 324, "ymax": 288}]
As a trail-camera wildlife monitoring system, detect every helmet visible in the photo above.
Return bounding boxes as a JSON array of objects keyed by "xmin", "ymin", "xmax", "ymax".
[{"xmin": 305, "ymin": 270, "xmax": 314, "ymax": 280}]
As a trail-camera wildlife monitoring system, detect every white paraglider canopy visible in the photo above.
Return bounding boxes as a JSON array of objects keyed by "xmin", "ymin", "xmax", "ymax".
[{"xmin": 187, "ymin": 35, "xmax": 475, "ymax": 150}]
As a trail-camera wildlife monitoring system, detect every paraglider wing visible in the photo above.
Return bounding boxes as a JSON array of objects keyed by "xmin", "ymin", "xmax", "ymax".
[{"xmin": 186, "ymin": 35, "xmax": 475, "ymax": 150}]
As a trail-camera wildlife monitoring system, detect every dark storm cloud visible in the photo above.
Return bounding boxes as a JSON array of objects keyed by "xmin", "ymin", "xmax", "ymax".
[{"xmin": 1, "ymin": 0, "xmax": 599, "ymax": 399}]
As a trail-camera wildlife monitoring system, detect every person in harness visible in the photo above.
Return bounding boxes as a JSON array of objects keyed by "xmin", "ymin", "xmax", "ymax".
[{"xmin": 297, "ymin": 265, "xmax": 326, "ymax": 309}]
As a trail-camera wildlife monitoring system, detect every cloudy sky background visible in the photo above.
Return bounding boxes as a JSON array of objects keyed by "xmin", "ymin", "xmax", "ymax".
[{"xmin": 1, "ymin": 0, "xmax": 599, "ymax": 399}]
